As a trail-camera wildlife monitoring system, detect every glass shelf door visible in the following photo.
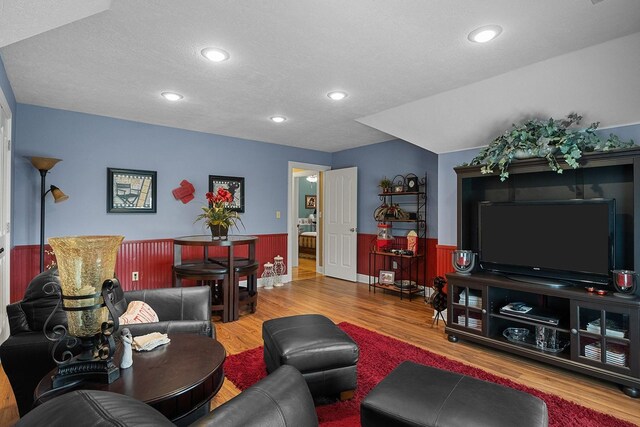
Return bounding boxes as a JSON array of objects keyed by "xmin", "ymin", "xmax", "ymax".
[
  {"xmin": 571, "ymin": 300, "xmax": 635, "ymax": 374},
  {"xmin": 449, "ymin": 282, "xmax": 485, "ymax": 334}
]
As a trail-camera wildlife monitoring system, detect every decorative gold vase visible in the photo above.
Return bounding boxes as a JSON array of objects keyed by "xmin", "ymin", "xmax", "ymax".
[
  {"xmin": 47, "ymin": 235, "xmax": 124, "ymax": 387},
  {"xmin": 48, "ymin": 235, "xmax": 124, "ymax": 337}
]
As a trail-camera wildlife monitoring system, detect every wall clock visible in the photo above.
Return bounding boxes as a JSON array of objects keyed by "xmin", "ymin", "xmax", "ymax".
[{"xmin": 406, "ymin": 176, "xmax": 418, "ymax": 191}]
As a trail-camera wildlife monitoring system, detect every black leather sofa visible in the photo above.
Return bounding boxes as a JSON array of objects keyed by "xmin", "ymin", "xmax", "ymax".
[
  {"xmin": 16, "ymin": 365, "xmax": 319, "ymax": 427},
  {"xmin": 0, "ymin": 268, "xmax": 214, "ymax": 417}
]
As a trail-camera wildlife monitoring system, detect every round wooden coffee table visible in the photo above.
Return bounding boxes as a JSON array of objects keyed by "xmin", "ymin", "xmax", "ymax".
[{"xmin": 35, "ymin": 334, "xmax": 225, "ymax": 424}]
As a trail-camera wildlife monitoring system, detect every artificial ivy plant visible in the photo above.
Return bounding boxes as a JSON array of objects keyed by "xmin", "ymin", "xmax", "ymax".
[{"xmin": 468, "ymin": 113, "xmax": 635, "ymax": 181}]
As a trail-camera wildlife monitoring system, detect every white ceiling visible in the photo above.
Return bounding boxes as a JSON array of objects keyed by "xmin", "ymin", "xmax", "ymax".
[{"xmin": 1, "ymin": 0, "xmax": 639, "ymax": 153}]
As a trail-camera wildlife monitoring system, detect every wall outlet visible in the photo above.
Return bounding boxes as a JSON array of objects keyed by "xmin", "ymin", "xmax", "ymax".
[
  {"xmin": 392, "ymin": 261, "xmax": 398, "ymax": 269},
  {"xmin": 132, "ymin": 271, "xmax": 139, "ymax": 281}
]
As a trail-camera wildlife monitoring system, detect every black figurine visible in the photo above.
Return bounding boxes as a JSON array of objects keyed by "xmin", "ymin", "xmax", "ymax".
[{"xmin": 430, "ymin": 276, "xmax": 447, "ymax": 326}]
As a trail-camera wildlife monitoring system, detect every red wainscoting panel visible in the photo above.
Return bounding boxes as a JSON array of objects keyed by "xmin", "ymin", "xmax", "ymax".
[
  {"xmin": 436, "ymin": 244, "xmax": 457, "ymax": 277},
  {"xmin": 357, "ymin": 233, "xmax": 437, "ymax": 287},
  {"xmin": 357, "ymin": 233, "xmax": 376, "ymax": 277},
  {"xmin": 425, "ymin": 238, "xmax": 437, "ymax": 287},
  {"xmin": 436, "ymin": 244, "xmax": 457, "ymax": 294},
  {"xmin": 10, "ymin": 234, "xmax": 287, "ymax": 303},
  {"xmin": 9, "ymin": 245, "xmax": 40, "ymax": 303}
]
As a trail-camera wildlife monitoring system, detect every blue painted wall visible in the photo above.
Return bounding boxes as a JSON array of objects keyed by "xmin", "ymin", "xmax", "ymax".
[
  {"xmin": 437, "ymin": 123, "xmax": 640, "ymax": 246},
  {"xmin": 15, "ymin": 101, "xmax": 634, "ymax": 248},
  {"xmin": 331, "ymin": 139, "xmax": 438, "ymax": 238},
  {"xmin": 297, "ymin": 177, "xmax": 317, "ymax": 217},
  {"xmin": 13, "ymin": 104, "xmax": 332, "ymax": 244}
]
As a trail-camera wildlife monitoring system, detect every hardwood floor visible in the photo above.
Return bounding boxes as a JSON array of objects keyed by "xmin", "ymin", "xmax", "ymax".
[
  {"xmin": 2, "ymin": 275, "xmax": 639, "ymax": 426},
  {"xmin": 292, "ymin": 257, "xmax": 319, "ymax": 280}
]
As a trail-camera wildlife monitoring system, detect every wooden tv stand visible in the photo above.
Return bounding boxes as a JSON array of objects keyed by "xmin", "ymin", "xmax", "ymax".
[{"xmin": 445, "ymin": 272, "xmax": 640, "ymax": 397}]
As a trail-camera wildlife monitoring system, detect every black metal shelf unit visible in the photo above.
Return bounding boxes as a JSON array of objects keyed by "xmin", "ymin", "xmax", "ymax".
[{"xmin": 368, "ymin": 173, "xmax": 427, "ymax": 300}]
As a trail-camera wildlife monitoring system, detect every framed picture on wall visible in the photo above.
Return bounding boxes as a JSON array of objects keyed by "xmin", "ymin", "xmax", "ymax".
[
  {"xmin": 379, "ymin": 270, "xmax": 395, "ymax": 285},
  {"xmin": 107, "ymin": 168, "xmax": 157, "ymax": 213},
  {"xmin": 209, "ymin": 175, "xmax": 245, "ymax": 212},
  {"xmin": 305, "ymin": 195, "xmax": 317, "ymax": 209}
]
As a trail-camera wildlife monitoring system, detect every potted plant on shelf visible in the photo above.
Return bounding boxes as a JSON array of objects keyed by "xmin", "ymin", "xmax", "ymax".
[
  {"xmin": 195, "ymin": 188, "xmax": 244, "ymax": 239},
  {"xmin": 379, "ymin": 177, "xmax": 392, "ymax": 193},
  {"xmin": 374, "ymin": 203, "xmax": 409, "ymax": 221},
  {"xmin": 468, "ymin": 113, "xmax": 635, "ymax": 181}
]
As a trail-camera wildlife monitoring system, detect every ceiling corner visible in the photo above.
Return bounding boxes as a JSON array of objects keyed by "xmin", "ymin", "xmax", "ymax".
[{"xmin": 0, "ymin": 0, "xmax": 112, "ymax": 48}]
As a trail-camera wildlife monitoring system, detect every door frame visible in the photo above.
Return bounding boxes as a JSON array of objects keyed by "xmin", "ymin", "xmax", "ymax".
[
  {"xmin": 287, "ymin": 161, "xmax": 330, "ymax": 279},
  {"xmin": 0, "ymin": 88, "xmax": 12, "ymax": 344},
  {"xmin": 292, "ymin": 169, "xmax": 318, "ymax": 266}
]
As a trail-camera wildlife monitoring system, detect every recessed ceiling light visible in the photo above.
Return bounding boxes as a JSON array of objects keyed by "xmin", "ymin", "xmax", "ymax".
[
  {"xmin": 161, "ymin": 92, "xmax": 183, "ymax": 101},
  {"xmin": 201, "ymin": 47, "xmax": 230, "ymax": 62},
  {"xmin": 468, "ymin": 25, "xmax": 503, "ymax": 43},
  {"xmin": 271, "ymin": 116, "xmax": 287, "ymax": 123},
  {"xmin": 327, "ymin": 91, "xmax": 348, "ymax": 101}
]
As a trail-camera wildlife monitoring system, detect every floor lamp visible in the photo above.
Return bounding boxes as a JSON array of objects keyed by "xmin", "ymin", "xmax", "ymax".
[{"xmin": 29, "ymin": 157, "xmax": 69, "ymax": 272}]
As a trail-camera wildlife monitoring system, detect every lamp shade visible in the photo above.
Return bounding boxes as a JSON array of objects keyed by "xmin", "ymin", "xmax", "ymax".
[
  {"xmin": 48, "ymin": 235, "xmax": 124, "ymax": 337},
  {"xmin": 30, "ymin": 156, "xmax": 62, "ymax": 171},
  {"xmin": 50, "ymin": 185, "xmax": 69, "ymax": 203}
]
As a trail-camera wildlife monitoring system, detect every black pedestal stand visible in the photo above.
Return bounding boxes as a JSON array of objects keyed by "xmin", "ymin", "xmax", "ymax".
[
  {"xmin": 44, "ymin": 278, "xmax": 121, "ymax": 388},
  {"xmin": 430, "ymin": 276, "xmax": 447, "ymax": 327}
]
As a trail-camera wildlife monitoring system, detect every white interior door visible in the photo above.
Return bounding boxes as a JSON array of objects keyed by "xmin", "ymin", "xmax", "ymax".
[
  {"xmin": 0, "ymin": 103, "xmax": 12, "ymax": 344},
  {"xmin": 324, "ymin": 167, "xmax": 357, "ymax": 281}
]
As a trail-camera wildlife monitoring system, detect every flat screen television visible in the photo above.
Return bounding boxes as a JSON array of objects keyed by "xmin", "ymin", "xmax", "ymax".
[{"xmin": 478, "ymin": 199, "xmax": 615, "ymax": 286}]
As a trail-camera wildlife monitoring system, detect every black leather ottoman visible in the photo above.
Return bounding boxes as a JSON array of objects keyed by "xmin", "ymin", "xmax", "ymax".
[
  {"xmin": 262, "ymin": 314, "xmax": 359, "ymax": 399},
  {"xmin": 361, "ymin": 361, "xmax": 548, "ymax": 427}
]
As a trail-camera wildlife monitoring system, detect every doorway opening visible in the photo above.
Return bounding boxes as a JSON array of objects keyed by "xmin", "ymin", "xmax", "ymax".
[{"xmin": 287, "ymin": 162, "xmax": 330, "ymax": 282}]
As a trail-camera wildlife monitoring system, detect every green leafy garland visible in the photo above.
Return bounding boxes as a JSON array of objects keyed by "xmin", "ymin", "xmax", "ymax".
[{"xmin": 468, "ymin": 113, "xmax": 635, "ymax": 181}]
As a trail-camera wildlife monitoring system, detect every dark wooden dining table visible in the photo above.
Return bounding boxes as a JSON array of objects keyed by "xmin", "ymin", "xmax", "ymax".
[{"xmin": 172, "ymin": 235, "xmax": 258, "ymax": 321}]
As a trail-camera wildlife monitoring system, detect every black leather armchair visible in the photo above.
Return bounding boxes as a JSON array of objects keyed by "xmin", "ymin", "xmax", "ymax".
[
  {"xmin": 16, "ymin": 365, "xmax": 319, "ymax": 427},
  {"xmin": 193, "ymin": 365, "xmax": 319, "ymax": 427},
  {"xmin": 0, "ymin": 269, "xmax": 214, "ymax": 417}
]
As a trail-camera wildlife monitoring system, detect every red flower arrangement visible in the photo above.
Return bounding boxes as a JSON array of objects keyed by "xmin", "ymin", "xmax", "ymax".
[{"xmin": 195, "ymin": 187, "xmax": 243, "ymax": 232}]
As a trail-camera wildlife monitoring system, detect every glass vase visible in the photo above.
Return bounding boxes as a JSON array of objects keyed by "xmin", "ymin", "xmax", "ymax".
[{"xmin": 48, "ymin": 235, "xmax": 124, "ymax": 338}]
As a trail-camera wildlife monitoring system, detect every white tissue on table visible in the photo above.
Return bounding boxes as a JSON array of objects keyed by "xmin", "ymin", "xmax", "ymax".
[{"xmin": 132, "ymin": 332, "xmax": 171, "ymax": 352}]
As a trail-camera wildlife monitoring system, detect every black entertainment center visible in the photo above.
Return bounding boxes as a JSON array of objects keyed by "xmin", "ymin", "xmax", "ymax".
[{"xmin": 446, "ymin": 147, "xmax": 640, "ymax": 397}]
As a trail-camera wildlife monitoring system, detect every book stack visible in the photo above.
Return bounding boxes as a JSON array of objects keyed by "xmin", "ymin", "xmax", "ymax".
[
  {"xmin": 586, "ymin": 319, "xmax": 627, "ymax": 338},
  {"xmin": 584, "ymin": 342, "xmax": 628, "ymax": 367},
  {"xmin": 457, "ymin": 315, "xmax": 482, "ymax": 329},
  {"xmin": 459, "ymin": 290, "xmax": 482, "ymax": 309}
]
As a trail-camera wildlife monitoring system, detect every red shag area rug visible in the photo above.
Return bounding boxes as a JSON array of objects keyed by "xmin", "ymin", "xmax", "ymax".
[{"xmin": 224, "ymin": 322, "xmax": 634, "ymax": 427}]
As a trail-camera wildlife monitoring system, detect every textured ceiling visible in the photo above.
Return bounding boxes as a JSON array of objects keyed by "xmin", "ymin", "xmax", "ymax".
[{"xmin": 1, "ymin": 0, "xmax": 639, "ymax": 153}]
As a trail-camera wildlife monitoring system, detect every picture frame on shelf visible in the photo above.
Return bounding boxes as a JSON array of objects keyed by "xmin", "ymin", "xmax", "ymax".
[
  {"xmin": 107, "ymin": 168, "xmax": 157, "ymax": 213},
  {"xmin": 379, "ymin": 270, "xmax": 395, "ymax": 285},
  {"xmin": 209, "ymin": 175, "xmax": 245, "ymax": 212}
]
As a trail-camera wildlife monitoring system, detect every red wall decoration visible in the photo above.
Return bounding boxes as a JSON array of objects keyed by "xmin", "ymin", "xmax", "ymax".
[{"xmin": 171, "ymin": 179, "xmax": 196, "ymax": 204}]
